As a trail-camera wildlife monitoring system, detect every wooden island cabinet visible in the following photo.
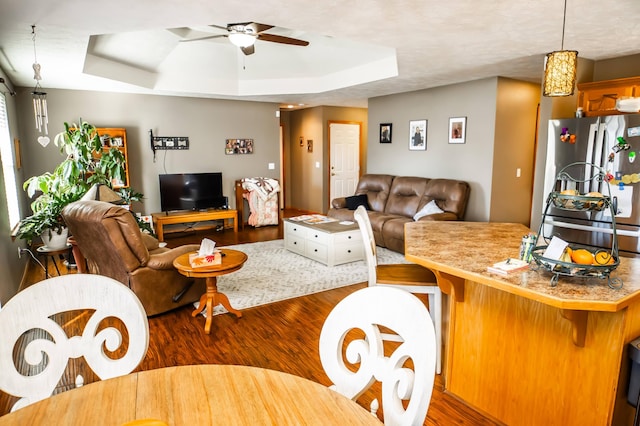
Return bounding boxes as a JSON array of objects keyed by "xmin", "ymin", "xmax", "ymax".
[{"xmin": 404, "ymin": 221, "xmax": 640, "ymax": 426}]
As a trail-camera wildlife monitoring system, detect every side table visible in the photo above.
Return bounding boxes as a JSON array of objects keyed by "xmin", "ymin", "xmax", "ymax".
[
  {"xmin": 173, "ymin": 248, "xmax": 247, "ymax": 334},
  {"xmin": 36, "ymin": 244, "xmax": 73, "ymax": 278}
]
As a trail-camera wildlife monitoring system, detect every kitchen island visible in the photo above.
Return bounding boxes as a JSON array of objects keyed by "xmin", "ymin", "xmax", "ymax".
[{"xmin": 405, "ymin": 221, "xmax": 640, "ymax": 426}]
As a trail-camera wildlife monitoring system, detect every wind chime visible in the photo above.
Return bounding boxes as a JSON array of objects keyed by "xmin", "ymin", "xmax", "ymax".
[{"xmin": 31, "ymin": 25, "xmax": 50, "ymax": 146}]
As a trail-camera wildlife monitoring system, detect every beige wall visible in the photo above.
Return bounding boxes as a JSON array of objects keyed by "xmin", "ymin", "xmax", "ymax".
[
  {"xmin": 491, "ymin": 78, "xmax": 541, "ymax": 224},
  {"xmin": 367, "ymin": 78, "xmax": 500, "ymax": 221},
  {"xmin": 594, "ymin": 55, "xmax": 640, "ymax": 81},
  {"xmin": 284, "ymin": 106, "xmax": 367, "ymax": 213},
  {"xmin": 287, "ymin": 107, "xmax": 324, "ymax": 213},
  {"xmin": 15, "ymin": 88, "xmax": 282, "ymax": 215}
]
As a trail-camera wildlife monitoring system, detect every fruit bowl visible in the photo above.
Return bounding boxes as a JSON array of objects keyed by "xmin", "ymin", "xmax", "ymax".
[
  {"xmin": 548, "ymin": 192, "xmax": 607, "ymax": 211},
  {"xmin": 530, "ymin": 245, "xmax": 621, "ymax": 289}
]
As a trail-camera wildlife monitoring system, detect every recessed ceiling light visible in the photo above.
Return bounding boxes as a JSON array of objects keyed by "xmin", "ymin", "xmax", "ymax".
[{"xmin": 287, "ymin": 105, "xmax": 294, "ymax": 108}]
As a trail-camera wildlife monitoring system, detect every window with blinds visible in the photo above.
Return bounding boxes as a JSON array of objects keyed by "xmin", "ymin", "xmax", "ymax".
[{"xmin": 0, "ymin": 93, "xmax": 20, "ymax": 229}]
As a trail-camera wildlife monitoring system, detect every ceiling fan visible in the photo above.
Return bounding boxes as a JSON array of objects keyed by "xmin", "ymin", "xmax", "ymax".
[{"xmin": 180, "ymin": 22, "xmax": 309, "ymax": 56}]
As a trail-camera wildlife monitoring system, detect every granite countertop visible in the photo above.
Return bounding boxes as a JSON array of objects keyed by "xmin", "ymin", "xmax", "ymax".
[{"xmin": 404, "ymin": 221, "xmax": 640, "ymax": 312}]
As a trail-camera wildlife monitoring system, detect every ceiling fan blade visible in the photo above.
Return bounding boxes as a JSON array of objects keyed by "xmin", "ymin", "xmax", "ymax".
[
  {"xmin": 246, "ymin": 22, "xmax": 274, "ymax": 34},
  {"xmin": 208, "ymin": 24, "xmax": 231, "ymax": 31},
  {"xmin": 179, "ymin": 34, "xmax": 227, "ymax": 43},
  {"xmin": 241, "ymin": 45, "xmax": 255, "ymax": 56},
  {"xmin": 257, "ymin": 33, "xmax": 309, "ymax": 46}
]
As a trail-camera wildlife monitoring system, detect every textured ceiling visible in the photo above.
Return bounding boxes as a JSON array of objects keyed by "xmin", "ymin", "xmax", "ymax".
[{"xmin": 0, "ymin": 0, "xmax": 639, "ymax": 109}]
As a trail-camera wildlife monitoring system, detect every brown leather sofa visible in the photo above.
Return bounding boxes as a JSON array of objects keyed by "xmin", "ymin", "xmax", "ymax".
[
  {"xmin": 62, "ymin": 200, "xmax": 205, "ymax": 316},
  {"xmin": 328, "ymin": 174, "xmax": 470, "ymax": 253}
]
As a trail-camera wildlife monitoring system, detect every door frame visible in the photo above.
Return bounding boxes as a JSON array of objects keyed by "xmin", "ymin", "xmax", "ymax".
[
  {"xmin": 327, "ymin": 120, "xmax": 364, "ymax": 209},
  {"xmin": 279, "ymin": 123, "xmax": 286, "ymax": 210}
]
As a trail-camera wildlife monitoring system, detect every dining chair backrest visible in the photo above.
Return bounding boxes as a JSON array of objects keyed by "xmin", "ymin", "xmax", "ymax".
[
  {"xmin": 0, "ymin": 274, "xmax": 149, "ymax": 412},
  {"xmin": 319, "ymin": 286, "xmax": 437, "ymax": 425},
  {"xmin": 353, "ymin": 204, "xmax": 443, "ymax": 375},
  {"xmin": 353, "ymin": 205, "xmax": 378, "ymax": 287}
]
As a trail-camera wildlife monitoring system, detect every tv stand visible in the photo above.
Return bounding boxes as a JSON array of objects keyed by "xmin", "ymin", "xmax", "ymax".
[{"xmin": 151, "ymin": 209, "xmax": 238, "ymax": 242}]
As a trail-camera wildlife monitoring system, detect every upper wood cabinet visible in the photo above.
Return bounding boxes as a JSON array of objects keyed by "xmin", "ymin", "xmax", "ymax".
[
  {"xmin": 95, "ymin": 127, "xmax": 129, "ymax": 188},
  {"xmin": 577, "ymin": 76, "xmax": 640, "ymax": 117}
]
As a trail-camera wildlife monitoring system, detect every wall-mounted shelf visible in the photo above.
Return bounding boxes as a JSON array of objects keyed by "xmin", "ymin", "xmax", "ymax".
[{"xmin": 96, "ymin": 127, "xmax": 129, "ymax": 188}]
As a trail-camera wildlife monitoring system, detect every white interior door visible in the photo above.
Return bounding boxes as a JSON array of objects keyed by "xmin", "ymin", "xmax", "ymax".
[{"xmin": 329, "ymin": 122, "xmax": 360, "ymax": 202}]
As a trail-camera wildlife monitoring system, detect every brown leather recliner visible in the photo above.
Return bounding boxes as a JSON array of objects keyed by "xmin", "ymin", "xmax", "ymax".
[{"xmin": 62, "ymin": 200, "xmax": 205, "ymax": 316}]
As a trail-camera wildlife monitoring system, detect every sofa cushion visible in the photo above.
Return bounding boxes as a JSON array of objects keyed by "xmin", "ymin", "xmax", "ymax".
[
  {"xmin": 381, "ymin": 217, "xmax": 413, "ymax": 253},
  {"xmin": 345, "ymin": 194, "xmax": 370, "ymax": 210},
  {"xmin": 384, "ymin": 176, "xmax": 428, "ymax": 217},
  {"xmin": 354, "ymin": 174, "xmax": 395, "ymax": 212},
  {"xmin": 367, "ymin": 211, "xmax": 399, "ymax": 247},
  {"xmin": 420, "ymin": 179, "xmax": 470, "ymax": 220},
  {"xmin": 413, "ymin": 200, "xmax": 444, "ymax": 221}
]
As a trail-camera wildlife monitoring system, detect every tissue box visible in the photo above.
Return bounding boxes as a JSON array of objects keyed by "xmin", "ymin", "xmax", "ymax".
[{"xmin": 189, "ymin": 251, "xmax": 222, "ymax": 268}]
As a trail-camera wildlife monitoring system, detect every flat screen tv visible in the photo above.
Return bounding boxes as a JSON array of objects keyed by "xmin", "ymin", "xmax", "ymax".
[{"xmin": 159, "ymin": 172, "xmax": 225, "ymax": 212}]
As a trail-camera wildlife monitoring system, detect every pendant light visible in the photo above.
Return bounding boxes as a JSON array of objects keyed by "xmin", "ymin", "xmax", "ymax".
[
  {"xmin": 542, "ymin": 0, "xmax": 578, "ymax": 97},
  {"xmin": 31, "ymin": 25, "xmax": 49, "ymax": 137}
]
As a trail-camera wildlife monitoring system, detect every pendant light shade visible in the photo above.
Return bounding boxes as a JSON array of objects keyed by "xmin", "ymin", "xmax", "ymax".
[
  {"xmin": 542, "ymin": 0, "xmax": 578, "ymax": 97},
  {"xmin": 543, "ymin": 50, "xmax": 578, "ymax": 96}
]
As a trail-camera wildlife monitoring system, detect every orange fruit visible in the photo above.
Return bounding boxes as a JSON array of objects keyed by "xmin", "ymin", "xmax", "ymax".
[
  {"xmin": 570, "ymin": 249, "xmax": 594, "ymax": 265},
  {"xmin": 593, "ymin": 251, "xmax": 614, "ymax": 265}
]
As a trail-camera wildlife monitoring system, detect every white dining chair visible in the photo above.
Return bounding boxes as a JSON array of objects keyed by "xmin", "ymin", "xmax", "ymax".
[
  {"xmin": 319, "ymin": 286, "xmax": 437, "ymax": 425},
  {"xmin": 0, "ymin": 274, "xmax": 149, "ymax": 412},
  {"xmin": 353, "ymin": 205, "xmax": 442, "ymax": 374}
]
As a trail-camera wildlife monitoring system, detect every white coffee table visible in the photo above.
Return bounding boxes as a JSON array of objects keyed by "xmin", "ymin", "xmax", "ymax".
[{"xmin": 284, "ymin": 216, "xmax": 363, "ymax": 266}]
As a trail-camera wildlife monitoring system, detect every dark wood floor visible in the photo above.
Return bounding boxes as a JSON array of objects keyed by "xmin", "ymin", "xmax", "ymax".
[{"xmin": 2, "ymin": 209, "xmax": 499, "ymax": 425}]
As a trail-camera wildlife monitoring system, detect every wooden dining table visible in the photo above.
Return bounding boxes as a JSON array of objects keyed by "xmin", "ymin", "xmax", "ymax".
[{"xmin": 0, "ymin": 364, "xmax": 381, "ymax": 425}]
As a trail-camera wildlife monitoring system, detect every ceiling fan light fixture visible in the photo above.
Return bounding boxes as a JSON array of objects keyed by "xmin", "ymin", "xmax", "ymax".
[{"xmin": 228, "ymin": 32, "xmax": 257, "ymax": 48}]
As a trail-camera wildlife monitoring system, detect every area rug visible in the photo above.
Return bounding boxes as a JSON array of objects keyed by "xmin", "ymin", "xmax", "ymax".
[{"xmin": 194, "ymin": 239, "xmax": 407, "ymax": 316}]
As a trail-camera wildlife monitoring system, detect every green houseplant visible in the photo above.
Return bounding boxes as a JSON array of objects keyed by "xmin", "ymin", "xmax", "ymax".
[{"xmin": 16, "ymin": 119, "xmax": 127, "ymax": 245}]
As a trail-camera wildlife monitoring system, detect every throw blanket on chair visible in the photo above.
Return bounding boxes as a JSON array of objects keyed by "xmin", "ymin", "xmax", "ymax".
[{"xmin": 242, "ymin": 178, "xmax": 280, "ymax": 227}]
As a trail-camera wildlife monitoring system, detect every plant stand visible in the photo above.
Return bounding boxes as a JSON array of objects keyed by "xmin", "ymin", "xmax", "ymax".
[{"xmin": 36, "ymin": 244, "xmax": 73, "ymax": 278}]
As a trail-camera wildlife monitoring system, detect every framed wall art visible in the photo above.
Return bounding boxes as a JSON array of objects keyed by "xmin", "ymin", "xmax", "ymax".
[
  {"xmin": 449, "ymin": 117, "xmax": 467, "ymax": 144},
  {"xmin": 409, "ymin": 119, "xmax": 427, "ymax": 151},
  {"xmin": 225, "ymin": 138, "xmax": 254, "ymax": 155},
  {"xmin": 151, "ymin": 135, "xmax": 190, "ymax": 150},
  {"xmin": 380, "ymin": 123, "xmax": 392, "ymax": 143},
  {"xmin": 307, "ymin": 139, "xmax": 313, "ymax": 152}
]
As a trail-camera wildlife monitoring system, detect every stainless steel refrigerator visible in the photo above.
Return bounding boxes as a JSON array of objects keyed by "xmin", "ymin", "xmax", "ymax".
[{"xmin": 542, "ymin": 113, "xmax": 640, "ymax": 257}]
